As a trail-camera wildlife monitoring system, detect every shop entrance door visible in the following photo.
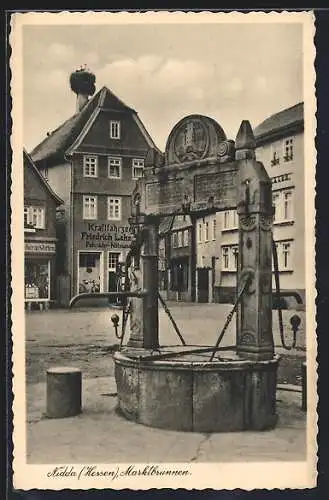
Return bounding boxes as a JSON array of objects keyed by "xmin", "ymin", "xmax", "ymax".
[
  {"xmin": 108, "ymin": 252, "xmax": 121, "ymax": 292},
  {"xmin": 78, "ymin": 252, "xmax": 102, "ymax": 293}
]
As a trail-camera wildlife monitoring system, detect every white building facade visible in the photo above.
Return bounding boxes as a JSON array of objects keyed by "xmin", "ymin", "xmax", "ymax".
[{"xmin": 195, "ymin": 102, "xmax": 305, "ymax": 306}]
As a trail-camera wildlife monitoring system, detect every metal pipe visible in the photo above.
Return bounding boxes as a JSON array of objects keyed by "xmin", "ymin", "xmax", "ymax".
[
  {"xmin": 69, "ymin": 291, "xmax": 147, "ymax": 308},
  {"xmin": 277, "ymin": 290, "xmax": 303, "ymax": 304}
]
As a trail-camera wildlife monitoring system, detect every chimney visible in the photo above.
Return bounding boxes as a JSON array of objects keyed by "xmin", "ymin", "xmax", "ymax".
[
  {"xmin": 69, "ymin": 66, "xmax": 96, "ymax": 113},
  {"xmin": 76, "ymin": 93, "xmax": 89, "ymax": 113}
]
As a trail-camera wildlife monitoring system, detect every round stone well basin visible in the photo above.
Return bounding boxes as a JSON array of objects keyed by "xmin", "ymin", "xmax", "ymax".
[{"xmin": 114, "ymin": 347, "xmax": 279, "ymax": 432}]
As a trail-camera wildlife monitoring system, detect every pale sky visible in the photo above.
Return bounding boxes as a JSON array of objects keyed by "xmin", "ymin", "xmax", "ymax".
[{"xmin": 22, "ymin": 22, "xmax": 303, "ymax": 152}]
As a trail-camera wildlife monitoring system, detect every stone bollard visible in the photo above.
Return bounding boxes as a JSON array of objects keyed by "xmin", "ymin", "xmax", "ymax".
[
  {"xmin": 46, "ymin": 367, "xmax": 82, "ymax": 418},
  {"xmin": 301, "ymin": 361, "xmax": 307, "ymax": 412}
]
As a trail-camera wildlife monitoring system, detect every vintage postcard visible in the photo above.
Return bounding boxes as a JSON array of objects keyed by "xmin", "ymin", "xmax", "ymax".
[{"xmin": 10, "ymin": 10, "xmax": 317, "ymax": 490}]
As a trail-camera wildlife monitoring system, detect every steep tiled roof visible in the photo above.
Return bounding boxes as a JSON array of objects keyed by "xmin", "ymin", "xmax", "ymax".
[
  {"xmin": 30, "ymin": 86, "xmax": 150, "ymax": 166},
  {"xmin": 24, "ymin": 149, "xmax": 64, "ymax": 205},
  {"xmin": 254, "ymin": 102, "xmax": 304, "ymax": 142}
]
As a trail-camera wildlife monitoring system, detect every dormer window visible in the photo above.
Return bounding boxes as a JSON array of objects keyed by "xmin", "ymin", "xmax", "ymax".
[
  {"xmin": 110, "ymin": 121, "xmax": 120, "ymax": 139},
  {"xmin": 284, "ymin": 138, "xmax": 294, "ymax": 162}
]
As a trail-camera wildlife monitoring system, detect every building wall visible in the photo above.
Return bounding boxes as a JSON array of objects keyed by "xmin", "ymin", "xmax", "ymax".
[
  {"xmin": 24, "ymin": 163, "xmax": 58, "ymax": 239},
  {"xmin": 24, "ymin": 158, "xmax": 61, "ymax": 304},
  {"xmin": 69, "ymin": 109, "xmax": 152, "ymax": 298},
  {"xmin": 71, "ymin": 190, "xmax": 135, "ymax": 295},
  {"xmin": 44, "ymin": 162, "xmax": 72, "ymax": 275},
  {"xmin": 77, "ymin": 109, "xmax": 152, "ymax": 153},
  {"xmin": 257, "ymin": 131, "xmax": 305, "ymax": 293},
  {"xmin": 194, "ymin": 129, "xmax": 305, "ymax": 305}
]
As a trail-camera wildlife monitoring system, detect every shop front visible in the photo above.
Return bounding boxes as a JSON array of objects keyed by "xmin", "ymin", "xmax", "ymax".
[
  {"xmin": 73, "ymin": 222, "xmax": 136, "ymax": 301},
  {"xmin": 24, "ymin": 239, "xmax": 57, "ymax": 310}
]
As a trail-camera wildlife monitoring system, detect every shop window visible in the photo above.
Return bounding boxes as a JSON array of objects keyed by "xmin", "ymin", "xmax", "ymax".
[
  {"xmin": 284, "ymin": 138, "xmax": 294, "ymax": 162},
  {"xmin": 24, "ymin": 206, "xmax": 45, "ymax": 229},
  {"xmin": 83, "ymin": 195, "xmax": 97, "ymax": 220},
  {"xmin": 108, "ymin": 157, "xmax": 122, "ymax": 179},
  {"xmin": 110, "ymin": 120, "xmax": 120, "ymax": 139},
  {"xmin": 132, "ymin": 159, "xmax": 144, "ymax": 180},
  {"xmin": 83, "ymin": 156, "xmax": 98, "ymax": 177},
  {"xmin": 107, "ymin": 197, "xmax": 121, "ymax": 220},
  {"xmin": 25, "ymin": 259, "xmax": 50, "ymax": 300},
  {"xmin": 79, "ymin": 253, "xmax": 97, "ymax": 268},
  {"xmin": 78, "ymin": 252, "xmax": 101, "ymax": 293}
]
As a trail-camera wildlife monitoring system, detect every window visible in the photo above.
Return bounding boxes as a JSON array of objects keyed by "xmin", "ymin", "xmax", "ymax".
[
  {"xmin": 108, "ymin": 157, "xmax": 122, "ymax": 179},
  {"xmin": 172, "ymin": 232, "xmax": 178, "ymax": 248},
  {"xmin": 107, "ymin": 197, "xmax": 121, "ymax": 220},
  {"xmin": 79, "ymin": 253, "xmax": 97, "ymax": 268},
  {"xmin": 132, "ymin": 159, "xmax": 145, "ymax": 180},
  {"xmin": 212, "ymin": 218, "xmax": 216, "ymax": 240},
  {"xmin": 108, "ymin": 252, "xmax": 120, "ymax": 271},
  {"xmin": 204, "ymin": 221, "xmax": 209, "ymax": 242},
  {"xmin": 272, "ymin": 192, "xmax": 280, "ymax": 222},
  {"xmin": 224, "ymin": 211, "xmax": 230, "ymax": 229},
  {"xmin": 83, "ymin": 195, "xmax": 97, "ymax": 220},
  {"xmin": 198, "ymin": 223, "xmax": 202, "ymax": 244},
  {"xmin": 24, "ymin": 206, "xmax": 45, "ymax": 229},
  {"xmin": 222, "ymin": 247, "xmax": 229, "ymax": 270},
  {"xmin": 284, "ymin": 138, "xmax": 294, "ymax": 162},
  {"xmin": 83, "ymin": 156, "xmax": 98, "ymax": 177},
  {"xmin": 110, "ymin": 121, "xmax": 120, "ymax": 139},
  {"xmin": 41, "ymin": 168, "xmax": 48, "ymax": 180},
  {"xmin": 221, "ymin": 245, "xmax": 239, "ymax": 271},
  {"xmin": 183, "ymin": 229, "xmax": 189, "ymax": 247},
  {"xmin": 283, "ymin": 191, "xmax": 293, "ymax": 220},
  {"xmin": 271, "ymin": 144, "xmax": 280, "ymax": 166},
  {"xmin": 272, "ymin": 189, "xmax": 294, "ymax": 223},
  {"xmin": 177, "ymin": 231, "xmax": 183, "ymax": 248},
  {"xmin": 24, "ymin": 259, "xmax": 50, "ymax": 300},
  {"xmin": 232, "ymin": 246, "xmax": 239, "ymax": 271},
  {"xmin": 275, "ymin": 240, "xmax": 293, "ymax": 271},
  {"xmin": 223, "ymin": 210, "xmax": 238, "ymax": 231}
]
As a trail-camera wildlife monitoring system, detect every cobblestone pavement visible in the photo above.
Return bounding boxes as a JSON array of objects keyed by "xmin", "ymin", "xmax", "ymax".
[
  {"xmin": 24, "ymin": 303, "xmax": 309, "ymax": 468},
  {"xmin": 27, "ymin": 376, "xmax": 307, "ymax": 465},
  {"xmin": 26, "ymin": 302, "xmax": 306, "ymax": 384}
]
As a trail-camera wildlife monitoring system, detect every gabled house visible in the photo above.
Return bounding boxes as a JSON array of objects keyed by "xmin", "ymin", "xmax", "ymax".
[
  {"xmin": 24, "ymin": 149, "xmax": 63, "ymax": 309},
  {"xmin": 30, "ymin": 76, "xmax": 159, "ymax": 304}
]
